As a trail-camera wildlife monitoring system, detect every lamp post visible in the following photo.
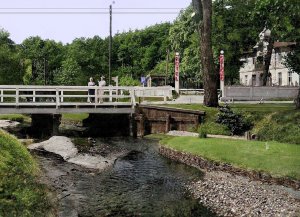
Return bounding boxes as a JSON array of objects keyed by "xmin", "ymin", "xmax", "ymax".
[{"xmin": 220, "ymin": 50, "xmax": 225, "ymax": 97}]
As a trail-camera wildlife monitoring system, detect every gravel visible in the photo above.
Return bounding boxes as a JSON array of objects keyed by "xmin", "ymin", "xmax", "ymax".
[{"xmin": 188, "ymin": 171, "xmax": 300, "ymax": 217}]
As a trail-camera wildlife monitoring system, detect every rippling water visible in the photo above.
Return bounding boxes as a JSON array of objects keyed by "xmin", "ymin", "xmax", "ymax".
[{"xmin": 37, "ymin": 137, "xmax": 216, "ymax": 217}]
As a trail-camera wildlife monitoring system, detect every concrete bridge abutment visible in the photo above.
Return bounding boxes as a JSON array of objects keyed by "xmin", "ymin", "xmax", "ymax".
[{"xmin": 31, "ymin": 114, "xmax": 61, "ymax": 138}]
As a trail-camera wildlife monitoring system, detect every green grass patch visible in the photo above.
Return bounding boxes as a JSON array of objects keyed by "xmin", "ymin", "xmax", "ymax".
[
  {"xmin": 0, "ymin": 114, "xmax": 30, "ymax": 123},
  {"xmin": 62, "ymin": 113, "xmax": 89, "ymax": 122},
  {"xmin": 0, "ymin": 130, "xmax": 52, "ymax": 216},
  {"xmin": 161, "ymin": 136, "xmax": 300, "ymax": 180},
  {"xmin": 164, "ymin": 104, "xmax": 299, "ymax": 144}
]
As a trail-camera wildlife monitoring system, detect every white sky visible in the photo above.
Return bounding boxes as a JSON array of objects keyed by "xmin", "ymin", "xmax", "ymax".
[{"xmin": 0, "ymin": 0, "xmax": 191, "ymax": 44}]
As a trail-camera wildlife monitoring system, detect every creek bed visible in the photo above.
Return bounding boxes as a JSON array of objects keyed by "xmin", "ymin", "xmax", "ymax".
[{"xmin": 35, "ymin": 137, "xmax": 216, "ymax": 217}]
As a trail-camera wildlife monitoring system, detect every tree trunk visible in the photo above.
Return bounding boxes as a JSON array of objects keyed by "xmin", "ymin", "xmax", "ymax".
[
  {"xmin": 296, "ymin": 88, "xmax": 300, "ymax": 109},
  {"xmin": 262, "ymin": 38, "xmax": 274, "ymax": 86},
  {"xmin": 200, "ymin": 0, "xmax": 218, "ymax": 107}
]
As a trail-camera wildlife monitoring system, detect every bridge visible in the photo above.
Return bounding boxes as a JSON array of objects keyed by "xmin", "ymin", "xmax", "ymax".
[{"xmin": 0, "ymin": 85, "xmax": 173, "ymax": 114}]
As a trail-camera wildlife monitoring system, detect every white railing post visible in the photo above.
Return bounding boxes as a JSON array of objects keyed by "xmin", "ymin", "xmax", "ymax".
[
  {"xmin": 60, "ymin": 90, "xmax": 64, "ymax": 102},
  {"xmin": 33, "ymin": 90, "xmax": 36, "ymax": 102},
  {"xmin": 131, "ymin": 89, "xmax": 136, "ymax": 108},
  {"xmin": 16, "ymin": 88, "xmax": 19, "ymax": 107},
  {"xmin": 109, "ymin": 88, "xmax": 113, "ymax": 102},
  {"xmin": 0, "ymin": 89, "xmax": 3, "ymax": 103},
  {"xmin": 95, "ymin": 87, "xmax": 98, "ymax": 104},
  {"xmin": 56, "ymin": 88, "xmax": 60, "ymax": 109}
]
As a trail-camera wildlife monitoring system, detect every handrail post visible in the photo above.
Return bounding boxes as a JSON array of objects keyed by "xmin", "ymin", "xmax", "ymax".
[
  {"xmin": 60, "ymin": 90, "xmax": 64, "ymax": 102},
  {"xmin": 16, "ymin": 88, "xmax": 19, "ymax": 107},
  {"xmin": 109, "ymin": 87, "xmax": 113, "ymax": 102},
  {"xmin": 56, "ymin": 88, "xmax": 60, "ymax": 109},
  {"xmin": 0, "ymin": 89, "xmax": 3, "ymax": 103},
  {"xmin": 95, "ymin": 86, "xmax": 98, "ymax": 105},
  {"xmin": 33, "ymin": 90, "xmax": 36, "ymax": 102}
]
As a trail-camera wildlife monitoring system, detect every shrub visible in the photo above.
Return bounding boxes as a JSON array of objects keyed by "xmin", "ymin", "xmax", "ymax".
[
  {"xmin": 198, "ymin": 127, "xmax": 207, "ymax": 138},
  {"xmin": 198, "ymin": 122, "xmax": 231, "ymax": 136},
  {"xmin": 252, "ymin": 111, "xmax": 300, "ymax": 144},
  {"xmin": 216, "ymin": 105, "xmax": 252, "ymax": 136}
]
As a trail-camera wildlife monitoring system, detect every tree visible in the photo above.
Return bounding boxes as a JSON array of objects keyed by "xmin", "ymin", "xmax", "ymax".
[
  {"xmin": 0, "ymin": 28, "xmax": 23, "ymax": 84},
  {"xmin": 169, "ymin": 6, "xmax": 202, "ymax": 88},
  {"xmin": 212, "ymin": 0, "xmax": 259, "ymax": 85},
  {"xmin": 193, "ymin": 0, "xmax": 218, "ymax": 107},
  {"xmin": 53, "ymin": 58, "xmax": 82, "ymax": 85},
  {"xmin": 285, "ymin": 44, "xmax": 300, "ymax": 108},
  {"xmin": 253, "ymin": 0, "xmax": 300, "ymax": 86}
]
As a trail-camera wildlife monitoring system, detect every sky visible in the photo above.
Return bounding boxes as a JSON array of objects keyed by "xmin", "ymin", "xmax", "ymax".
[{"xmin": 0, "ymin": 0, "xmax": 191, "ymax": 44}]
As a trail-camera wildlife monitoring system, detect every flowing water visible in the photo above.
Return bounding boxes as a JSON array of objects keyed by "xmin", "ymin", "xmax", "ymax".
[{"xmin": 35, "ymin": 137, "xmax": 216, "ymax": 217}]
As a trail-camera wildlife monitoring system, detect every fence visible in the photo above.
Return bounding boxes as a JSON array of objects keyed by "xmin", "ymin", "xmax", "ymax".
[{"xmin": 223, "ymin": 86, "xmax": 298, "ymax": 101}]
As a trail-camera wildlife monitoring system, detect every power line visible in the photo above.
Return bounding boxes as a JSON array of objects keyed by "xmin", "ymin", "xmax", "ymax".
[
  {"xmin": 0, "ymin": 7, "xmax": 184, "ymax": 10},
  {"xmin": 0, "ymin": 12, "xmax": 180, "ymax": 15}
]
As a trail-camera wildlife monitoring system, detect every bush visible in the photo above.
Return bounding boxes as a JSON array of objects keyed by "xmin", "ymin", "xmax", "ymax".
[
  {"xmin": 198, "ymin": 128, "xmax": 207, "ymax": 138},
  {"xmin": 252, "ymin": 111, "xmax": 300, "ymax": 144},
  {"xmin": 0, "ymin": 130, "xmax": 52, "ymax": 216},
  {"xmin": 198, "ymin": 122, "xmax": 231, "ymax": 136},
  {"xmin": 216, "ymin": 105, "xmax": 252, "ymax": 136}
]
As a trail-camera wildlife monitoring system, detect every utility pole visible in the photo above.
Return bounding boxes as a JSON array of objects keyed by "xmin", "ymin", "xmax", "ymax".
[
  {"xmin": 44, "ymin": 57, "xmax": 46, "ymax": 85},
  {"xmin": 109, "ymin": 4, "xmax": 112, "ymax": 85},
  {"xmin": 165, "ymin": 48, "xmax": 169, "ymax": 85}
]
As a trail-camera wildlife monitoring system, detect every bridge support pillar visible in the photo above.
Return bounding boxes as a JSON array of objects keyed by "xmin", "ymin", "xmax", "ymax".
[
  {"xmin": 129, "ymin": 113, "xmax": 137, "ymax": 138},
  {"xmin": 31, "ymin": 114, "xmax": 61, "ymax": 138}
]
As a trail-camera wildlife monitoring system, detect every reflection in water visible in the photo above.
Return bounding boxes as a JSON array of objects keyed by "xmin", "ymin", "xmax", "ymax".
[{"xmin": 37, "ymin": 138, "xmax": 216, "ymax": 217}]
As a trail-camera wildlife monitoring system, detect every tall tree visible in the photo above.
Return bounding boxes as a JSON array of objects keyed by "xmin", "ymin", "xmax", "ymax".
[
  {"xmin": 253, "ymin": 0, "xmax": 300, "ymax": 86},
  {"xmin": 193, "ymin": 0, "xmax": 218, "ymax": 107},
  {"xmin": 0, "ymin": 28, "xmax": 23, "ymax": 84},
  {"xmin": 285, "ymin": 44, "xmax": 300, "ymax": 108}
]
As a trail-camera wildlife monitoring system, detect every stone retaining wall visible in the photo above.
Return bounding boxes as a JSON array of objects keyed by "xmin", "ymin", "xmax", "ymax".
[{"xmin": 159, "ymin": 145, "xmax": 300, "ymax": 190}]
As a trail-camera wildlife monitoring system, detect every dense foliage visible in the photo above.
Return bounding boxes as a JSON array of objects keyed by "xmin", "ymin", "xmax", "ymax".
[
  {"xmin": 0, "ymin": 0, "xmax": 298, "ymax": 90},
  {"xmin": 216, "ymin": 105, "xmax": 252, "ymax": 135}
]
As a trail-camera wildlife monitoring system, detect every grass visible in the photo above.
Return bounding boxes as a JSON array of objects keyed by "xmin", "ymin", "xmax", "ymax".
[
  {"xmin": 0, "ymin": 130, "xmax": 53, "ymax": 216},
  {"xmin": 161, "ymin": 136, "xmax": 300, "ymax": 180},
  {"xmin": 62, "ymin": 113, "xmax": 89, "ymax": 122},
  {"xmin": 163, "ymin": 103, "xmax": 300, "ymax": 144},
  {"xmin": 0, "ymin": 114, "xmax": 30, "ymax": 123}
]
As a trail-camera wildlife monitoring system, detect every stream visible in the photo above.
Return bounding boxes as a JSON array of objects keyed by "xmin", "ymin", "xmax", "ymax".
[{"xmin": 35, "ymin": 137, "xmax": 216, "ymax": 217}]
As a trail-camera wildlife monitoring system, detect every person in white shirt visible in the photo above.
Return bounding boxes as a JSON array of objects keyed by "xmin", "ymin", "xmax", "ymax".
[{"xmin": 98, "ymin": 76, "xmax": 106, "ymax": 103}]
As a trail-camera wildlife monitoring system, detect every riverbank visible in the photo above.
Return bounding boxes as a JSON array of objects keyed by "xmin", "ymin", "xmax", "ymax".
[
  {"xmin": 159, "ymin": 143, "xmax": 300, "ymax": 216},
  {"xmin": 0, "ymin": 130, "xmax": 53, "ymax": 216}
]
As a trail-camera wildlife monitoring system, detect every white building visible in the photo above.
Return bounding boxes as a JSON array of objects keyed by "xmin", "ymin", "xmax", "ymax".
[{"xmin": 240, "ymin": 42, "xmax": 299, "ymax": 86}]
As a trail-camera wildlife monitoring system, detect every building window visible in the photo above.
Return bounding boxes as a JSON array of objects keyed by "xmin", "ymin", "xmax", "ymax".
[
  {"xmin": 245, "ymin": 75, "xmax": 248, "ymax": 85},
  {"xmin": 278, "ymin": 53, "xmax": 282, "ymax": 62},
  {"xmin": 278, "ymin": 72, "xmax": 282, "ymax": 86},
  {"xmin": 288, "ymin": 72, "xmax": 293, "ymax": 86},
  {"xmin": 252, "ymin": 74, "xmax": 256, "ymax": 86}
]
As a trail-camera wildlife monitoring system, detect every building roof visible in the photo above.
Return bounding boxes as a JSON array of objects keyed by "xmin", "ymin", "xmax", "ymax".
[{"xmin": 273, "ymin": 42, "xmax": 296, "ymax": 48}]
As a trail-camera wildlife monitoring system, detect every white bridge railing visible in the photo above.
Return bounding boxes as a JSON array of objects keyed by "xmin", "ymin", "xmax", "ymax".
[{"xmin": 0, "ymin": 85, "xmax": 173, "ymax": 108}]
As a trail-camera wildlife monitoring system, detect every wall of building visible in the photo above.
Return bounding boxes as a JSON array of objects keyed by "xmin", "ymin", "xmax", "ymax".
[{"xmin": 239, "ymin": 47, "xmax": 299, "ymax": 86}]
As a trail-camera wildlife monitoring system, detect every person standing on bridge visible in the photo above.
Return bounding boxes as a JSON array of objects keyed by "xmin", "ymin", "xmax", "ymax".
[
  {"xmin": 97, "ymin": 75, "xmax": 106, "ymax": 103},
  {"xmin": 88, "ymin": 77, "xmax": 96, "ymax": 103}
]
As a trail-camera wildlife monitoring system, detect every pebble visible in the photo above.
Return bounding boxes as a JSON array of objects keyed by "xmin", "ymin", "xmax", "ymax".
[{"xmin": 187, "ymin": 171, "xmax": 300, "ymax": 217}]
